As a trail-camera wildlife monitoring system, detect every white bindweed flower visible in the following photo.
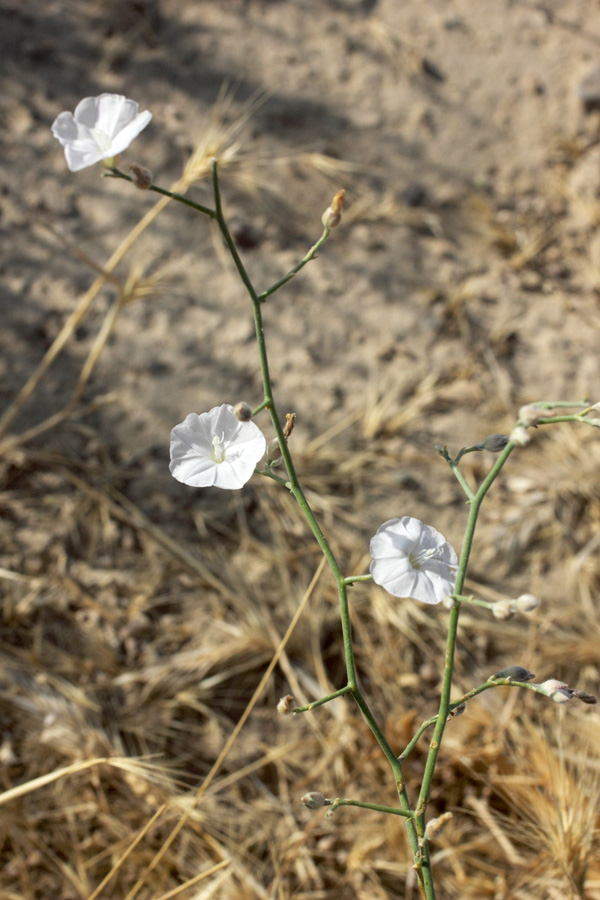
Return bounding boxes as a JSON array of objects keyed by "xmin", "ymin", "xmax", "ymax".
[
  {"xmin": 170, "ymin": 404, "xmax": 266, "ymax": 490},
  {"xmin": 51, "ymin": 94, "xmax": 152, "ymax": 172},
  {"xmin": 370, "ymin": 517, "xmax": 458, "ymax": 605}
]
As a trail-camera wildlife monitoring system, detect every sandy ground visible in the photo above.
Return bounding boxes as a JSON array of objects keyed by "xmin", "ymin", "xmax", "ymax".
[{"xmin": 2, "ymin": 2, "xmax": 600, "ymax": 898}]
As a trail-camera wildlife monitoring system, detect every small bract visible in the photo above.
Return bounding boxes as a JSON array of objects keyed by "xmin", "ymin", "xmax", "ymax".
[
  {"xmin": 370, "ymin": 516, "xmax": 458, "ymax": 605},
  {"xmin": 170, "ymin": 404, "xmax": 266, "ymax": 490},
  {"xmin": 51, "ymin": 94, "xmax": 152, "ymax": 172}
]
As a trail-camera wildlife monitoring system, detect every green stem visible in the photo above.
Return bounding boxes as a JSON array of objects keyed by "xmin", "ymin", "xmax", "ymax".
[
  {"xmin": 400, "ymin": 678, "xmax": 535, "ymax": 760},
  {"xmin": 453, "ymin": 594, "xmax": 495, "ymax": 610},
  {"xmin": 252, "ymin": 399, "xmax": 271, "ymax": 416},
  {"xmin": 399, "ymin": 717, "xmax": 437, "ymax": 761},
  {"xmin": 209, "ymin": 159, "xmax": 425, "ymax": 888},
  {"xmin": 327, "ymin": 798, "xmax": 416, "ymax": 819},
  {"xmin": 257, "ymin": 229, "xmax": 331, "ymax": 302},
  {"xmin": 525, "ymin": 400, "xmax": 589, "ymax": 410},
  {"xmin": 257, "ymin": 467, "xmax": 289, "ymax": 486},
  {"xmin": 294, "ymin": 685, "xmax": 353, "ymax": 712},
  {"xmin": 539, "ymin": 414, "xmax": 590, "ymax": 425},
  {"xmin": 344, "ymin": 574, "xmax": 373, "ymax": 585},
  {"xmin": 450, "ymin": 462, "xmax": 475, "ymax": 500},
  {"xmin": 416, "ymin": 440, "xmax": 515, "ymax": 822},
  {"xmin": 104, "ymin": 168, "xmax": 216, "ymax": 217}
]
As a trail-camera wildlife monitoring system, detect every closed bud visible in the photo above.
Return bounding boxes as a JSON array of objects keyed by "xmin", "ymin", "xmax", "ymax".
[
  {"xmin": 537, "ymin": 679, "xmax": 574, "ymax": 702},
  {"xmin": 539, "ymin": 679, "xmax": 569, "ymax": 693},
  {"xmin": 449, "ymin": 702, "xmax": 466, "ymax": 717},
  {"xmin": 301, "ymin": 791, "xmax": 327, "ymax": 810},
  {"xmin": 267, "ymin": 438, "xmax": 282, "ymax": 466},
  {"xmin": 277, "ymin": 694, "xmax": 295, "ymax": 715},
  {"xmin": 572, "ymin": 690, "xmax": 598, "ymax": 705},
  {"xmin": 492, "ymin": 599, "xmax": 514, "ymax": 620},
  {"xmin": 518, "ymin": 404, "xmax": 544, "ymax": 427},
  {"xmin": 425, "ymin": 811, "xmax": 453, "ymax": 841},
  {"xmin": 509, "ymin": 425, "xmax": 531, "ymax": 447},
  {"xmin": 322, "ymin": 189, "xmax": 345, "ymax": 230},
  {"xmin": 511, "ymin": 593, "xmax": 540, "ymax": 613},
  {"xmin": 233, "ymin": 401, "xmax": 253, "ymax": 422},
  {"xmin": 129, "ymin": 162, "xmax": 152, "ymax": 189},
  {"xmin": 492, "ymin": 666, "xmax": 535, "ymax": 683},
  {"xmin": 480, "ymin": 433, "xmax": 509, "ymax": 452}
]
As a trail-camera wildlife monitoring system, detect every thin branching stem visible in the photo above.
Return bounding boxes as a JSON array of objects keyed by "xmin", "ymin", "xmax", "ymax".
[
  {"xmin": 400, "ymin": 678, "xmax": 537, "ymax": 760},
  {"xmin": 114, "ymin": 162, "xmax": 595, "ymax": 900},
  {"xmin": 105, "ymin": 168, "xmax": 217, "ymax": 217},
  {"xmin": 293, "ymin": 685, "xmax": 353, "ymax": 712},
  {"xmin": 327, "ymin": 798, "xmax": 416, "ymax": 818},
  {"xmin": 257, "ymin": 230, "xmax": 331, "ymax": 302},
  {"xmin": 450, "ymin": 462, "xmax": 475, "ymax": 500},
  {"xmin": 415, "ymin": 441, "xmax": 514, "ymax": 824},
  {"xmin": 209, "ymin": 158, "xmax": 425, "ymax": 887}
]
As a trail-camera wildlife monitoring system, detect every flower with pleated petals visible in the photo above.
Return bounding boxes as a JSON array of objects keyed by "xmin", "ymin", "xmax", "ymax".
[
  {"xmin": 170, "ymin": 404, "xmax": 266, "ymax": 490},
  {"xmin": 51, "ymin": 94, "xmax": 152, "ymax": 172},
  {"xmin": 370, "ymin": 517, "xmax": 458, "ymax": 605}
]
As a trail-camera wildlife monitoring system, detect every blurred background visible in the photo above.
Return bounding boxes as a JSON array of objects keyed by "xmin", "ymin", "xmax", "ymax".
[{"xmin": 1, "ymin": 1, "xmax": 600, "ymax": 898}]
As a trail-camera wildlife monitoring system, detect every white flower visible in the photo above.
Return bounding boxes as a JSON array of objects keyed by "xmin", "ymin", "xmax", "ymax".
[
  {"xmin": 369, "ymin": 516, "xmax": 458, "ymax": 605},
  {"xmin": 51, "ymin": 94, "xmax": 152, "ymax": 172},
  {"xmin": 170, "ymin": 404, "xmax": 266, "ymax": 490}
]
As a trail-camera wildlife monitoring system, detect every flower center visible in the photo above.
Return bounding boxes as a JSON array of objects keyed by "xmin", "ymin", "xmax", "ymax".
[
  {"xmin": 408, "ymin": 547, "xmax": 441, "ymax": 570},
  {"xmin": 211, "ymin": 434, "xmax": 227, "ymax": 464},
  {"xmin": 90, "ymin": 127, "xmax": 113, "ymax": 154}
]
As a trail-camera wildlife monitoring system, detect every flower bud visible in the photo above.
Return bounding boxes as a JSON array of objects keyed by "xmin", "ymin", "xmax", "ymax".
[
  {"xmin": 509, "ymin": 425, "xmax": 531, "ymax": 447},
  {"xmin": 539, "ymin": 679, "xmax": 569, "ymax": 693},
  {"xmin": 510, "ymin": 593, "xmax": 540, "ymax": 613},
  {"xmin": 572, "ymin": 689, "xmax": 597, "ymax": 705},
  {"xmin": 491, "ymin": 666, "xmax": 535, "ymax": 683},
  {"xmin": 129, "ymin": 162, "xmax": 152, "ymax": 189},
  {"xmin": 518, "ymin": 404, "xmax": 544, "ymax": 427},
  {"xmin": 492, "ymin": 599, "xmax": 514, "ymax": 620},
  {"xmin": 322, "ymin": 189, "xmax": 345, "ymax": 230},
  {"xmin": 449, "ymin": 702, "xmax": 466, "ymax": 718},
  {"xmin": 267, "ymin": 438, "xmax": 282, "ymax": 467},
  {"xmin": 233, "ymin": 401, "xmax": 253, "ymax": 422},
  {"xmin": 301, "ymin": 791, "xmax": 327, "ymax": 810},
  {"xmin": 283, "ymin": 412, "xmax": 296, "ymax": 439},
  {"xmin": 480, "ymin": 433, "xmax": 509, "ymax": 452},
  {"xmin": 277, "ymin": 694, "xmax": 295, "ymax": 715},
  {"xmin": 537, "ymin": 679, "xmax": 574, "ymax": 702},
  {"xmin": 551, "ymin": 689, "xmax": 573, "ymax": 703},
  {"xmin": 424, "ymin": 811, "xmax": 453, "ymax": 841}
]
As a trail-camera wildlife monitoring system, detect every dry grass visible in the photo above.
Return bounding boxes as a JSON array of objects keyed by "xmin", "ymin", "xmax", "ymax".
[
  {"xmin": 1, "ymin": 102, "xmax": 599, "ymax": 900},
  {"xmin": 2, "ymin": 406, "xmax": 598, "ymax": 900}
]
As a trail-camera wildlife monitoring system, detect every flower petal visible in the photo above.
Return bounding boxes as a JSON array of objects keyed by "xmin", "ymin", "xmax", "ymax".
[
  {"xmin": 370, "ymin": 556, "xmax": 415, "ymax": 597},
  {"xmin": 72, "ymin": 96, "xmax": 102, "ymax": 128},
  {"xmin": 169, "ymin": 452, "xmax": 220, "ymax": 487},
  {"xmin": 94, "ymin": 94, "xmax": 138, "ymax": 136},
  {"xmin": 369, "ymin": 518, "xmax": 414, "ymax": 558},
  {"xmin": 51, "ymin": 111, "xmax": 80, "ymax": 145},
  {"xmin": 62, "ymin": 144, "xmax": 106, "ymax": 172},
  {"xmin": 107, "ymin": 110, "xmax": 152, "ymax": 155}
]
